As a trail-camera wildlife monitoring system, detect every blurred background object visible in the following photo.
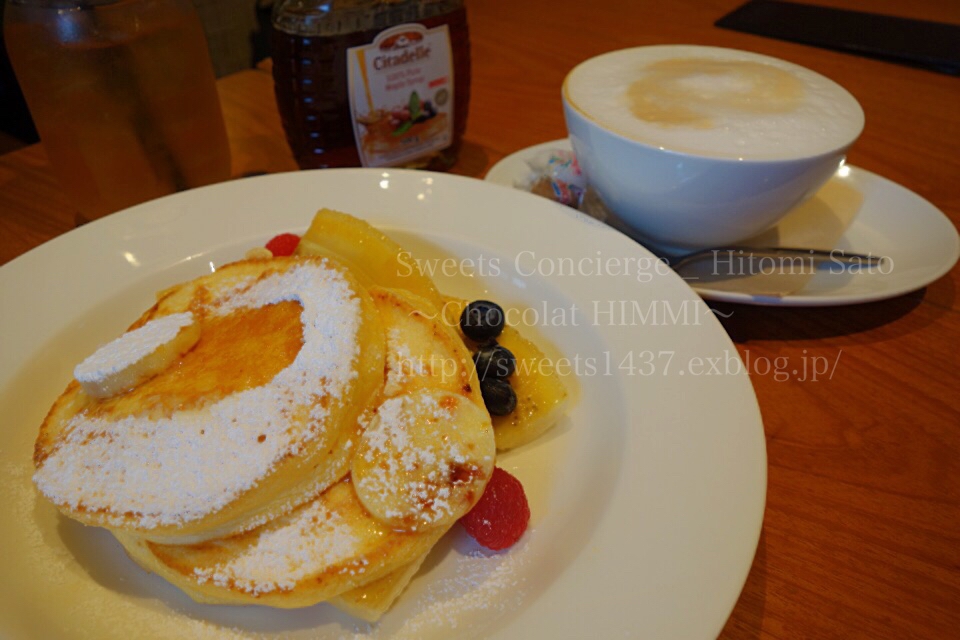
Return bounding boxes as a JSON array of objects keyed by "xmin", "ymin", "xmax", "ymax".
[
  {"xmin": 0, "ymin": 0, "xmax": 39, "ymax": 151},
  {"xmin": 191, "ymin": 0, "xmax": 267, "ymax": 77},
  {"xmin": 4, "ymin": 0, "xmax": 232, "ymax": 221},
  {"xmin": 0, "ymin": 0, "xmax": 272, "ymax": 154}
]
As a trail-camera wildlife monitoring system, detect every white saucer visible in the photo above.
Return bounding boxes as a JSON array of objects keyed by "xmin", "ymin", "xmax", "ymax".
[{"xmin": 486, "ymin": 139, "xmax": 959, "ymax": 306}]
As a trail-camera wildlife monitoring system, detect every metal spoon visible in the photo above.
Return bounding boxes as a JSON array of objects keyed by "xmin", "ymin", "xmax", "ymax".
[{"xmin": 661, "ymin": 246, "xmax": 886, "ymax": 271}]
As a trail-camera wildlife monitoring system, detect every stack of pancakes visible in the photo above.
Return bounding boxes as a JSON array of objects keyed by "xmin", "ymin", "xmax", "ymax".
[{"xmin": 32, "ymin": 210, "xmax": 567, "ymax": 621}]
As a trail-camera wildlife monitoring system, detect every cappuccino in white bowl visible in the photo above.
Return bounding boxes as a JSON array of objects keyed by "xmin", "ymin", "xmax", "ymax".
[
  {"xmin": 561, "ymin": 45, "xmax": 865, "ymax": 248},
  {"xmin": 564, "ymin": 45, "xmax": 863, "ymax": 160}
]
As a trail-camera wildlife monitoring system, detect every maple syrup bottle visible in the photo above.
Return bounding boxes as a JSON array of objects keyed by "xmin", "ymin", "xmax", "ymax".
[{"xmin": 271, "ymin": 0, "xmax": 470, "ymax": 169}]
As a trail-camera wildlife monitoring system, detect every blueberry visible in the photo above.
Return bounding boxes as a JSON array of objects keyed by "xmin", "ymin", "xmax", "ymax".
[
  {"xmin": 460, "ymin": 300, "xmax": 505, "ymax": 342},
  {"xmin": 480, "ymin": 377, "xmax": 517, "ymax": 416},
  {"xmin": 473, "ymin": 344, "xmax": 516, "ymax": 380}
]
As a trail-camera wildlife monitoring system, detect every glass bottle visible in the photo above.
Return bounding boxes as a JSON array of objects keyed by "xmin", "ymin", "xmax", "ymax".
[
  {"xmin": 271, "ymin": 0, "xmax": 470, "ymax": 170},
  {"xmin": 4, "ymin": 0, "xmax": 231, "ymax": 222}
]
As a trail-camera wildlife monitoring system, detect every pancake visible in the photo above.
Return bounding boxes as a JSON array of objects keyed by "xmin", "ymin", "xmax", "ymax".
[
  {"xmin": 113, "ymin": 285, "xmax": 491, "ymax": 615},
  {"xmin": 330, "ymin": 551, "xmax": 431, "ymax": 622},
  {"xmin": 114, "ymin": 478, "xmax": 448, "ymax": 607},
  {"xmin": 34, "ymin": 257, "xmax": 386, "ymax": 542},
  {"xmin": 31, "ymin": 209, "xmax": 569, "ymax": 623}
]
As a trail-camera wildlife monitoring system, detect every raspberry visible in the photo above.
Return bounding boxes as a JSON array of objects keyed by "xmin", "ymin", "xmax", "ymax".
[
  {"xmin": 460, "ymin": 467, "xmax": 530, "ymax": 551},
  {"xmin": 265, "ymin": 233, "xmax": 300, "ymax": 257}
]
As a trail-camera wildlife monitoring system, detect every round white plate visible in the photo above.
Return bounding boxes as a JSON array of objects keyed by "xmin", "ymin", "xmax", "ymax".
[
  {"xmin": 487, "ymin": 139, "xmax": 959, "ymax": 306},
  {"xmin": 0, "ymin": 169, "xmax": 765, "ymax": 639}
]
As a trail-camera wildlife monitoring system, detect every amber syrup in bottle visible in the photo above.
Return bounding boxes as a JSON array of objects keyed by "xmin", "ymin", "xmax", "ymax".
[{"xmin": 271, "ymin": 0, "xmax": 470, "ymax": 170}]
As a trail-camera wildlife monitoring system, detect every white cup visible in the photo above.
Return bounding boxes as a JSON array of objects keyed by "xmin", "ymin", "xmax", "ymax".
[{"xmin": 562, "ymin": 45, "xmax": 864, "ymax": 250}]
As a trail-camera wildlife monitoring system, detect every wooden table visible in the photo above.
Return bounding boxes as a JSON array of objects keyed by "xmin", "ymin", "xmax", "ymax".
[{"xmin": 2, "ymin": 0, "xmax": 958, "ymax": 637}]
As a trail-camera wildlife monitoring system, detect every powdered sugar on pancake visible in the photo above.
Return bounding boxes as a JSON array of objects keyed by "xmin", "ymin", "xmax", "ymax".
[
  {"xmin": 193, "ymin": 497, "xmax": 362, "ymax": 595},
  {"xmin": 34, "ymin": 262, "xmax": 361, "ymax": 528}
]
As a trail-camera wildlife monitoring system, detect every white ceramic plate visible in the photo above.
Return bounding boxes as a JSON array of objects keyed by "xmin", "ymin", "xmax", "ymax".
[
  {"xmin": 0, "ymin": 169, "xmax": 765, "ymax": 639},
  {"xmin": 487, "ymin": 139, "xmax": 959, "ymax": 306}
]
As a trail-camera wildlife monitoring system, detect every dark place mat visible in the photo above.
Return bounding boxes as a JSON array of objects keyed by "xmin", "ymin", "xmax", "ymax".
[{"xmin": 717, "ymin": 0, "xmax": 960, "ymax": 76}]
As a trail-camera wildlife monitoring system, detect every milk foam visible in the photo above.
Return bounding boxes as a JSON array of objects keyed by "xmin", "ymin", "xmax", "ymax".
[{"xmin": 565, "ymin": 45, "xmax": 864, "ymax": 160}]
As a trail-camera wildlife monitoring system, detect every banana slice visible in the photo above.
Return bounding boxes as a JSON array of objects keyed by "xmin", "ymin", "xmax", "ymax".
[
  {"xmin": 352, "ymin": 390, "xmax": 495, "ymax": 531},
  {"xmin": 296, "ymin": 208, "xmax": 445, "ymax": 311},
  {"xmin": 74, "ymin": 312, "xmax": 200, "ymax": 399},
  {"xmin": 488, "ymin": 324, "xmax": 570, "ymax": 450}
]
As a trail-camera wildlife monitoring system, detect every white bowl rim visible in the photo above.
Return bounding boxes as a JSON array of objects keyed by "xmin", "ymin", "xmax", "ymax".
[{"xmin": 561, "ymin": 43, "xmax": 865, "ymax": 164}]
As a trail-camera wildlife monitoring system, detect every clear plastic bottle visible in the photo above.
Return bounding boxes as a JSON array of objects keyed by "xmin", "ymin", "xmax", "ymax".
[{"xmin": 271, "ymin": 0, "xmax": 470, "ymax": 170}]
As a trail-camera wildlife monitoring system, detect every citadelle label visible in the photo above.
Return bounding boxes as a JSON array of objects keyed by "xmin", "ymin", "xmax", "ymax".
[{"xmin": 346, "ymin": 23, "xmax": 455, "ymax": 167}]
